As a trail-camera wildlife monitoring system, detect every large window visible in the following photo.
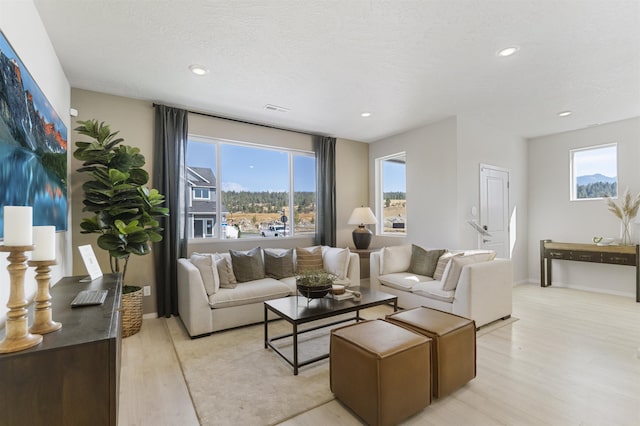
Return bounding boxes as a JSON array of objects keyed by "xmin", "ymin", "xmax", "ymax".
[
  {"xmin": 570, "ymin": 144, "xmax": 617, "ymax": 200},
  {"xmin": 186, "ymin": 138, "xmax": 316, "ymax": 240},
  {"xmin": 377, "ymin": 152, "xmax": 407, "ymax": 234}
]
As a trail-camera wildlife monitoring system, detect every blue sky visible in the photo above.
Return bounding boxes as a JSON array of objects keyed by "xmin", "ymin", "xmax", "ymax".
[
  {"xmin": 0, "ymin": 32, "xmax": 67, "ymax": 140},
  {"xmin": 187, "ymin": 140, "xmax": 316, "ymax": 192},
  {"xmin": 574, "ymin": 145, "xmax": 617, "ymax": 177},
  {"xmin": 383, "ymin": 161, "xmax": 406, "ymax": 192}
]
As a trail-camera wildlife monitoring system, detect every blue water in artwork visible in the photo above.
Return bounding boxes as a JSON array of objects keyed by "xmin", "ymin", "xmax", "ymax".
[{"xmin": 0, "ymin": 143, "xmax": 67, "ymax": 238}]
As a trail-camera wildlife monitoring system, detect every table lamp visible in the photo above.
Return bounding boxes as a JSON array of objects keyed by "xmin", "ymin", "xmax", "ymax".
[{"xmin": 348, "ymin": 206, "xmax": 378, "ymax": 249}]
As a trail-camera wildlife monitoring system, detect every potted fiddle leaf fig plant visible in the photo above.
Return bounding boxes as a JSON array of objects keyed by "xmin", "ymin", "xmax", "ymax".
[{"xmin": 74, "ymin": 119, "xmax": 169, "ymax": 337}]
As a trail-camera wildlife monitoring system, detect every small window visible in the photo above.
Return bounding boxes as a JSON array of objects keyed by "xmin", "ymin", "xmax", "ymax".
[
  {"xmin": 377, "ymin": 153, "xmax": 407, "ymax": 234},
  {"xmin": 570, "ymin": 144, "xmax": 617, "ymax": 200},
  {"xmin": 193, "ymin": 188, "xmax": 210, "ymax": 200}
]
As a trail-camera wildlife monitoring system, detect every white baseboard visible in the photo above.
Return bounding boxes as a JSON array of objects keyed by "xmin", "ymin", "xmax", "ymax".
[{"xmin": 143, "ymin": 312, "xmax": 158, "ymax": 319}]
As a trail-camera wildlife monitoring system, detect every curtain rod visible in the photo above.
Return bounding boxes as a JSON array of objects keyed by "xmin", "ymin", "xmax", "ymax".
[{"xmin": 152, "ymin": 103, "xmax": 318, "ymax": 137}]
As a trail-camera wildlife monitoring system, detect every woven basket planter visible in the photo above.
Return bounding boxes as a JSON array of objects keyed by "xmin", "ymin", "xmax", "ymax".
[{"xmin": 121, "ymin": 286, "xmax": 143, "ymax": 338}]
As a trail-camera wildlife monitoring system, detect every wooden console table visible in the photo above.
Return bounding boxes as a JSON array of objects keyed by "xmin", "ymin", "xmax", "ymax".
[
  {"xmin": 0, "ymin": 274, "xmax": 122, "ymax": 425},
  {"xmin": 540, "ymin": 240, "xmax": 640, "ymax": 302}
]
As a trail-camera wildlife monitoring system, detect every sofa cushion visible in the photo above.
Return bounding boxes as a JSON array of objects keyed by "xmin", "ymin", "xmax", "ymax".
[
  {"xmin": 432, "ymin": 252, "xmax": 462, "ymax": 281},
  {"xmin": 215, "ymin": 253, "xmax": 237, "ymax": 289},
  {"xmin": 208, "ymin": 278, "xmax": 291, "ymax": 309},
  {"xmin": 408, "ymin": 245, "xmax": 445, "ymax": 277},
  {"xmin": 411, "ymin": 280, "xmax": 455, "ymax": 303},
  {"xmin": 264, "ymin": 248, "xmax": 295, "ymax": 279},
  {"xmin": 230, "ymin": 247, "xmax": 265, "ymax": 283},
  {"xmin": 322, "ymin": 246, "xmax": 351, "ymax": 280},
  {"xmin": 441, "ymin": 252, "xmax": 495, "ymax": 291},
  {"xmin": 190, "ymin": 253, "xmax": 219, "ymax": 295},
  {"xmin": 380, "ymin": 244, "xmax": 412, "ymax": 275},
  {"xmin": 296, "ymin": 246, "xmax": 324, "ymax": 272},
  {"xmin": 378, "ymin": 272, "xmax": 433, "ymax": 291}
]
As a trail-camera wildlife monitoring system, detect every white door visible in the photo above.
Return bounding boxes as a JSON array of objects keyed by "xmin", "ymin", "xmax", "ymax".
[{"xmin": 479, "ymin": 164, "xmax": 510, "ymax": 258}]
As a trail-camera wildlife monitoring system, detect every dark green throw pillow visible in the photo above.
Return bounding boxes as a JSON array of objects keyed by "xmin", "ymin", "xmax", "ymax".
[
  {"xmin": 408, "ymin": 245, "xmax": 445, "ymax": 277},
  {"xmin": 229, "ymin": 247, "xmax": 265, "ymax": 283},
  {"xmin": 264, "ymin": 249, "xmax": 295, "ymax": 279}
]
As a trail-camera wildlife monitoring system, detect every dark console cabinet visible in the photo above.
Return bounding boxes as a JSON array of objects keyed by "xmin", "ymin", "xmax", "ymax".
[
  {"xmin": 540, "ymin": 240, "xmax": 639, "ymax": 302},
  {"xmin": 0, "ymin": 274, "xmax": 122, "ymax": 426}
]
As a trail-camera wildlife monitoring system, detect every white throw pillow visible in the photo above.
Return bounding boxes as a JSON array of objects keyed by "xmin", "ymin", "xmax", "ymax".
[
  {"xmin": 322, "ymin": 246, "xmax": 351, "ymax": 280},
  {"xmin": 214, "ymin": 253, "xmax": 237, "ymax": 289},
  {"xmin": 441, "ymin": 253, "xmax": 494, "ymax": 291},
  {"xmin": 380, "ymin": 245, "xmax": 412, "ymax": 275},
  {"xmin": 190, "ymin": 253, "xmax": 220, "ymax": 295},
  {"xmin": 433, "ymin": 252, "xmax": 462, "ymax": 281}
]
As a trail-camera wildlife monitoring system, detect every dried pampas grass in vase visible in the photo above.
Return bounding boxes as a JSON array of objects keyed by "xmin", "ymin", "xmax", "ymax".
[{"xmin": 605, "ymin": 188, "xmax": 640, "ymax": 245}]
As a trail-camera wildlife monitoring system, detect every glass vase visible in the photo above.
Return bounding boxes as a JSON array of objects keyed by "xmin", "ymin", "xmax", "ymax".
[{"xmin": 620, "ymin": 219, "xmax": 632, "ymax": 245}]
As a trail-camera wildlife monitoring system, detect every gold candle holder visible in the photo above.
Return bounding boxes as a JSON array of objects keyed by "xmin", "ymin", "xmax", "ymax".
[
  {"xmin": 27, "ymin": 260, "xmax": 61, "ymax": 334},
  {"xmin": 0, "ymin": 245, "xmax": 43, "ymax": 353}
]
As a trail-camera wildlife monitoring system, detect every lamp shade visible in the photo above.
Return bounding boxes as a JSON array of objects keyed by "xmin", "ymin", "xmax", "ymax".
[{"xmin": 348, "ymin": 207, "xmax": 378, "ymax": 225}]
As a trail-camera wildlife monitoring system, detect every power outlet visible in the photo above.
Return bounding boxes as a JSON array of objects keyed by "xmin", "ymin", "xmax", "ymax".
[{"xmin": 143, "ymin": 285, "xmax": 151, "ymax": 296}]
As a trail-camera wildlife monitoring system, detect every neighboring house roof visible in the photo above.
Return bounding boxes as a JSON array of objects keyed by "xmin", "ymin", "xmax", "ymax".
[{"xmin": 187, "ymin": 166, "xmax": 216, "ymax": 188}]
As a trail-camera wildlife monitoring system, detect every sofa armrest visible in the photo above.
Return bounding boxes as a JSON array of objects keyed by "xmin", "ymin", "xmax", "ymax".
[
  {"xmin": 346, "ymin": 252, "xmax": 360, "ymax": 287},
  {"xmin": 177, "ymin": 258, "xmax": 213, "ymax": 337},
  {"xmin": 369, "ymin": 251, "xmax": 382, "ymax": 290},
  {"xmin": 452, "ymin": 258, "xmax": 513, "ymax": 327}
]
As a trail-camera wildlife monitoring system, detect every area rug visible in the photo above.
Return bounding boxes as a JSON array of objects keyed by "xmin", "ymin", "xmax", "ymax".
[
  {"xmin": 166, "ymin": 307, "xmax": 517, "ymax": 425},
  {"xmin": 166, "ymin": 306, "xmax": 391, "ymax": 426}
]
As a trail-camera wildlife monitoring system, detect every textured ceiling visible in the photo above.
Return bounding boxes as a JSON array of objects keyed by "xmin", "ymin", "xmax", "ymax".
[{"xmin": 34, "ymin": 0, "xmax": 640, "ymax": 142}]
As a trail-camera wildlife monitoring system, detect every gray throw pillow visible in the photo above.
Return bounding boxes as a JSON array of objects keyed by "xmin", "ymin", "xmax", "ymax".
[
  {"xmin": 264, "ymin": 249, "xmax": 295, "ymax": 279},
  {"xmin": 229, "ymin": 247, "xmax": 265, "ymax": 283},
  {"xmin": 408, "ymin": 245, "xmax": 445, "ymax": 277}
]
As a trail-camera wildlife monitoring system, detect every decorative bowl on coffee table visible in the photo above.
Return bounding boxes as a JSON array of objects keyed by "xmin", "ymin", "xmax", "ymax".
[{"xmin": 297, "ymin": 284, "xmax": 332, "ymax": 299}]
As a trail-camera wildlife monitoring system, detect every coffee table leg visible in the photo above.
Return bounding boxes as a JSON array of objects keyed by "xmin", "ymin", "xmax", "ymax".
[{"xmin": 293, "ymin": 323, "xmax": 298, "ymax": 375}]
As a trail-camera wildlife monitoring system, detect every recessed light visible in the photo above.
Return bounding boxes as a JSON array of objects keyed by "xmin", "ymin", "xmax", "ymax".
[
  {"xmin": 497, "ymin": 46, "xmax": 520, "ymax": 57},
  {"xmin": 558, "ymin": 110, "xmax": 572, "ymax": 117},
  {"xmin": 189, "ymin": 64, "xmax": 209, "ymax": 76},
  {"xmin": 264, "ymin": 104, "xmax": 290, "ymax": 113},
  {"xmin": 360, "ymin": 112, "xmax": 372, "ymax": 117}
]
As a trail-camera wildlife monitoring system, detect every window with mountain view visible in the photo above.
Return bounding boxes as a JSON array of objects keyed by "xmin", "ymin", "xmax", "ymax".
[
  {"xmin": 185, "ymin": 138, "xmax": 316, "ymax": 239},
  {"xmin": 377, "ymin": 152, "xmax": 407, "ymax": 234},
  {"xmin": 570, "ymin": 144, "xmax": 617, "ymax": 200}
]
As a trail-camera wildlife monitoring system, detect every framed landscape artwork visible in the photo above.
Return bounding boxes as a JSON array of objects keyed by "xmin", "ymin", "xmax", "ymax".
[{"xmin": 0, "ymin": 30, "xmax": 68, "ymax": 239}]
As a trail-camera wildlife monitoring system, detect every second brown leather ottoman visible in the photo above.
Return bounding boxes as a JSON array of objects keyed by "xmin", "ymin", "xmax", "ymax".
[
  {"xmin": 330, "ymin": 319, "xmax": 431, "ymax": 426},
  {"xmin": 386, "ymin": 307, "xmax": 476, "ymax": 398}
]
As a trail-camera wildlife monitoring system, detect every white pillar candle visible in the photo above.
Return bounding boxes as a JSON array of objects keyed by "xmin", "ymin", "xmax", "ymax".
[
  {"xmin": 32, "ymin": 226, "xmax": 56, "ymax": 261},
  {"xmin": 3, "ymin": 206, "xmax": 33, "ymax": 246}
]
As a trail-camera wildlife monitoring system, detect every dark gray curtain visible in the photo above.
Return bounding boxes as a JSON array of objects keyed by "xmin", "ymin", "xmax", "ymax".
[
  {"xmin": 153, "ymin": 105, "xmax": 189, "ymax": 317},
  {"xmin": 314, "ymin": 136, "xmax": 336, "ymax": 246}
]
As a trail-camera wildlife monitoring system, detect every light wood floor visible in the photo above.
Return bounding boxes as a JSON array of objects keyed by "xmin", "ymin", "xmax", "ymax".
[{"xmin": 118, "ymin": 284, "xmax": 640, "ymax": 425}]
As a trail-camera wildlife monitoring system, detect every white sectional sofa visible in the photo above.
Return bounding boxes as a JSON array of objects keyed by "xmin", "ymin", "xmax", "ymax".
[
  {"xmin": 177, "ymin": 246, "xmax": 359, "ymax": 337},
  {"xmin": 369, "ymin": 244, "xmax": 512, "ymax": 328}
]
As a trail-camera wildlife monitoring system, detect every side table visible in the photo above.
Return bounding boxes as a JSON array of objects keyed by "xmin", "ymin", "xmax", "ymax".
[{"xmin": 351, "ymin": 248, "xmax": 380, "ymax": 280}]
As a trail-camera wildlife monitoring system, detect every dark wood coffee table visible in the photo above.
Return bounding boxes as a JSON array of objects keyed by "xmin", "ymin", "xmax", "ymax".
[{"xmin": 264, "ymin": 288, "xmax": 398, "ymax": 375}]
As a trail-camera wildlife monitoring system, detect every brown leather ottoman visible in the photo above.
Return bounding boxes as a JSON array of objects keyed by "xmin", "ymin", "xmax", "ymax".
[
  {"xmin": 330, "ymin": 320, "xmax": 432, "ymax": 426},
  {"xmin": 386, "ymin": 307, "xmax": 476, "ymax": 398}
]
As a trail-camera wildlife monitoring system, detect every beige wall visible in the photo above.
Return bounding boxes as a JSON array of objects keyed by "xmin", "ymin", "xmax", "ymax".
[
  {"xmin": 70, "ymin": 90, "xmax": 369, "ymax": 314},
  {"xmin": 70, "ymin": 89, "xmax": 156, "ymax": 313}
]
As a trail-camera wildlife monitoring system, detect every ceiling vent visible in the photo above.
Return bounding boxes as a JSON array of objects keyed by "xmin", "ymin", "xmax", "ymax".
[{"xmin": 264, "ymin": 104, "xmax": 290, "ymax": 113}]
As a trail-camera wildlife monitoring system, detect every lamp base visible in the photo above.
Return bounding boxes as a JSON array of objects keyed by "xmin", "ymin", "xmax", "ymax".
[{"xmin": 352, "ymin": 226, "xmax": 373, "ymax": 250}]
